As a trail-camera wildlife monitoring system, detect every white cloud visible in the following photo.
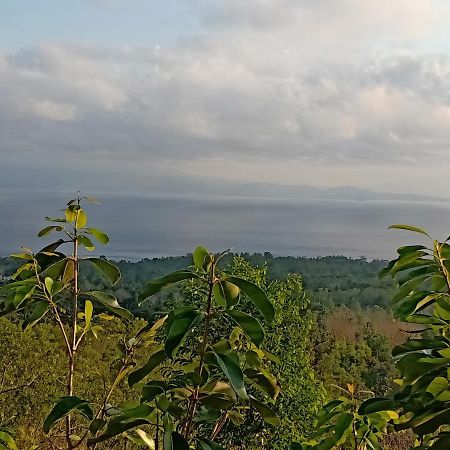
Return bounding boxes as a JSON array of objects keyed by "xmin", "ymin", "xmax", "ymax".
[{"xmin": 1, "ymin": 0, "xmax": 450, "ymax": 194}]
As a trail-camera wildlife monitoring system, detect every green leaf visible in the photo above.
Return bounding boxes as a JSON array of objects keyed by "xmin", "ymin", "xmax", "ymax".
[
  {"xmin": 76, "ymin": 209, "xmax": 87, "ymax": 228},
  {"xmin": 193, "ymin": 246, "xmax": 212, "ymax": 271},
  {"xmin": 45, "ymin": 216, "xmax": 67, "ymax": 223},
  {"xmin": 388, "ymin": 224, "xmax": 431, "ymax": 237},
  {"xmin": 213, "ymin": 280, "xmax": 240, "ymax": 308},
  {"xmin": 84, "ymin": 300, "xmax": 93, "ymax": 327},
  {"xmin": 86, "ymin": 291, "xmax": 132, "ymax": 320},
  {"xmin": 43, "ymin": 397, "xmax": 93, "ymax": 434},
  {"xmin": 333, "ymin": 412, "xmax": 353, "ymax": 445},
  {"xmin": 41, "ymin": 257, "xmax": 69, "ymax": 281},
  {"xmin": 44, "ymin": 277, "xmax": 54, "ymax": 294},
  {"xmin": 37, "ymin": 226, "xmax": 63, "ymax": 237},
  {"xmin": 65, "ymin": 207, "xmax": 77, "ymax": 222},
  {"xmin": 138, "ymin": 270, "xmax": 199, "ymax": 305},
  {"xmin": 0, "ymin": 431, "xmax": 18, "ymax": 450},
  {"xmin": 167, "ymin": 432, "xmax": 189, "ymax": 450},
  {"xmin": 198, "ymin": 438, "xmax": 226, "ymax": 450},
  {"xmin": 249, "ymin": 397, "xmax": 280, "ymax": 426},
  {"xmin": 214, "ymin": 351, "xmax": 248, "ymax": 400},
  {"xmin": 358, "ymin": 398, "xmax": 395, "ymax": 415},
  {"xmin": 85, "ymin": 258, "xmax": 121, "ymax": 285},
  {"xmin": 87, "ymin": 419, "xmax": 149, "ymax": 445},
  {"xmin": 227, "ymin": 309, "xmax": 264, "ymax": 347},
  {"xmin": 22, "ymin": 301, "xmax": 49, "ymax": 330},
  {"xmin": 165, "ymin": 307, "xmax": 203, "ymax": 357},
  {"xmin": 227, "ymin": 276, "xmax": 274, "ymax": 323},
  {"xmin": 86, "ymin": 227, "xmax": 110, "ymax": 244},
  {"xmin": 129, "ymin": 350, "xmax": 167, "ymax": 386},
  {"xmin": 77, "ymin": 235, "xmax": 95, "ymax": 251}
]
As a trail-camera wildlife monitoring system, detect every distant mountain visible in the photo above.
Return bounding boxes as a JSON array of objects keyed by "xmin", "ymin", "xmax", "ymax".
[
  {"xmin": 165, "ymin": 179, "xmax": 447, "ymax": 202},
  {"xmin": 1, "ymin": 166, "xmax": 446, "ymax": 203}
]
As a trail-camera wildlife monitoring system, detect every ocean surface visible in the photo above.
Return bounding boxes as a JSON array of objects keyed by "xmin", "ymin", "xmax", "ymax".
[{"xmin": 1, "ymin": 191, "xmax": 449, "ymax": 261}]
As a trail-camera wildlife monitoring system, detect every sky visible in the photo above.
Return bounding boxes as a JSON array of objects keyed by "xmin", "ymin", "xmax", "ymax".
[{"xmin": 1, "ymin": 0, "xmax": 450, "ymax": 196}]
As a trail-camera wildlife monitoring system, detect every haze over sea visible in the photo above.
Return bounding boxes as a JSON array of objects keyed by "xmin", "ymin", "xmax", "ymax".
[{"xmin": 1, "ymin": 191, "xmax": 449, "ymax": 261}]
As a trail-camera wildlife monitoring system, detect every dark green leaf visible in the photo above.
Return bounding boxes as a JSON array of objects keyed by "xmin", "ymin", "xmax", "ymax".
[
  {"xmin": 227, "ymin": 276, "xmax": 274, "ymax": 323},
  {"xmin": 214, "ymin": 351, "xmax": 248, "ymax": 400},
  {"xmin": 129, "ymin": 350, "xmax": 167, "ymax": 386},
  {"xmin": 165, "ymin": 307, "xmax": 203, "ymax": 357},
  {"xmin": 85, "ymin": 291, "xmax": 133, "ymax": 320},
  {"xmin": 250, "ymin": 397, "xmax": 280, "ymax": 426},
  {"xmin": 87, "ymin": 419, "xmax": 149, "ymax": 445},
  {"xmin": 37, "ymin": 226, "xmax": 63, "ymax": 237},
  {"xmin": 85, "ymin": 258, "xmax": 121, "ymax": 285},
  {"xmin": 358, "ymin": 398, "xmax": 395, "ymax": 415},
  {"xmin": 43, "ymin": 397, "xmax": 93, "ymax": 434},
  {"xmin": 227, "ymin": 309, "xmax": 264, "ymax": 347},
  {"xmin": 22, "ymin": 301, "xmax": 49, "ymax": 330}
]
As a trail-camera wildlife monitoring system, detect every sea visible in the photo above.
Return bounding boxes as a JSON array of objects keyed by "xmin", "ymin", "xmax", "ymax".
[{"xmin": 1, "ymin": 191, "xmax": 449, "ymax": 261}]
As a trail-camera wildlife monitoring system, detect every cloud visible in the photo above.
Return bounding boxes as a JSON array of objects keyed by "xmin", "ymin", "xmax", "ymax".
[{"xmin": 1, "ymin": 0, "xmax": 450, "ymax": 194}]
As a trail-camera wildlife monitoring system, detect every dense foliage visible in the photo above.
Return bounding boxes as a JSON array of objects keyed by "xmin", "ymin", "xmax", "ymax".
[{"xmin": 1, "ymin": 196, "xmax": 428, "ymax": 450}]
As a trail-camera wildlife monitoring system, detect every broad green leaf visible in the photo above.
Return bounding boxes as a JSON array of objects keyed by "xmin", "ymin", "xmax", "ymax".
[
  {"xmin": 213, "ymin": 280, "xmax": 240, "ymax": 308},
  {"xmin": 426, "ymin": 377, "xmax": 449, "ymax": 397},
  {"xmin": 87, "ymin": 419, "xmax": 149, "ymax": 445},
  {"xmin": 86, "ymin": 291, "xmax": 132, "ymax": 320},
  {"xmin": 227, "ymin": 309, "xmax": 264, "ymax": 347},
  {"xmin": 65, "ymin": 207, "xmax": 77, "ymax": 222},
  {"xmin": 75, "ymin": 209, "xmax": 87, "ymax": 228},
  {"xmin": 358, "ymin": 398, "xmax": 395, "ymax": 415},
  {"xmin": 333, "ymin": 412, "xmax": 353, "ymax": 445},
  {"xmin": 22, "ymin": 301, "xmax": 49, "ymax": 330},
  {"xmin": 414, "ymin": 409, "xmax": 450, "ymax": 436},
  {"xmin": 165, "ymin": 307, "xmax": 203, "ymax": 357},
  {"xmin": 40, "ymin": 257, "xmax": 68, "ymax": 282},
  {"xmin": 62, "ymin": 259, "xmax": 75, "ymax": 284},
  {"xmin": 397, "ymin": 245, "xmax": 429, "ymax": 256},
  {"xmin": 167, "ymin": 432, "xmax": 189, "ymax": 450},
  {"xmin": 0, "ymin": 431, "xmax": 18, "ymax": 450},
  {"xmin": 138, "ymin": 270, "xmax": 199, "ymax": 305},
  {"xmin": 129, "ymin": 350, "xmax": 167, "ymax": 386},
  {"xmin": 77, "ymin": 235, "xmax": 95, "ymax": 251},
  {"xmin": 37, "ymin": 226, "xmax": 63, "ymax": 237},
  {"xmin": 85, "ymin": 258, "xmax": 121, "ymax": 285},
  {"xmin": 245, "ymin": 367, "xmax": 281, "ymax": 400},
  {"xmin": 249, "ymin": 397, "xmax": 280, "ymax": 426},
  {"xmin": 388, "ymin": 224, "xmax": 431, "ymax": 237},
  {"xmin": 227, "ymin": 276, "xmax": 274, "ymax": 323},
  {"xmin": 193, "ymin": 246, "xmax": 212, "ymax": 271},
  {"xmin": 84, "ymin": 300, "xmax": 93, "ymax": 328},
  {"xmin": 214, "ymin": 351, "xmax": 248, "ymax": 400},
  {"xmin": 10, "ymin": 253, "xmax": 33, "ymax": 260},
  {"xmin": 86, "ymin": 227, "xmax": 109, "ymax": 244},
  {"xmin": 44, "ymin": 397, "xmax": 93, "ymax": 434},
  {"xmin": 44, "ymin": 277, "xmax": 54, "ymax": 294}
]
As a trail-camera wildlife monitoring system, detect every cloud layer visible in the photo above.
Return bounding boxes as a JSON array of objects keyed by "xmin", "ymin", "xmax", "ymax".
[{"xmin": 1, "ymin": 0, "xmax": 450, "ymax": 193}]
